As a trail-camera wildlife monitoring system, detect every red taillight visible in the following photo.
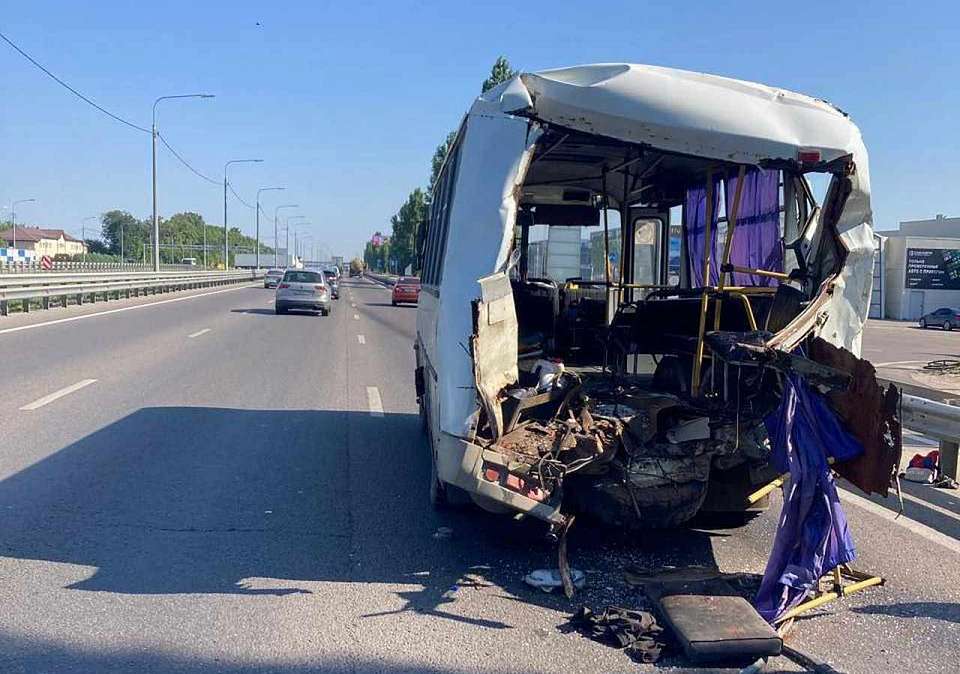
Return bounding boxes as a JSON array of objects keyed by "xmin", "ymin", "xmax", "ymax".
[
  {"xmin": 279, "ymin": 283, "xmax": 290, "ymax": 289},
  {"xmin": 315, "ymin": 285, "xmax": 327, "ymax": 292}
]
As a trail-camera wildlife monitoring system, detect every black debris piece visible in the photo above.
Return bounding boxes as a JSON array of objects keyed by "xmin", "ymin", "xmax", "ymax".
[{"xmin": 566, "ymin": 605, "xmax": 672, "ymax": 664}]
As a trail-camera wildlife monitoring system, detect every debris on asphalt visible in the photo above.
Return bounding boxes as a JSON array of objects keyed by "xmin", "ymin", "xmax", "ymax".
[
  {"xmin": 432, "ymin": 526, "xmax": 453, "ymax": 540},
  {"xmin": 566, "ymin": 605, "xmax": 672, "ymax": 664},
  {"xmin": 524, "ymin": 568, "xmax": 586, "ymax": 593}
]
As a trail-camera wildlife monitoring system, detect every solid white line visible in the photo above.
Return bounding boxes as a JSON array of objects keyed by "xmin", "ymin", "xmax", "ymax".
[
  {"xmin": 357, "ymin": 334, "xmax": 366, "ymax": 344},
  {"xmin": 20, "ymin": 379, "xmax": 98, "ymax": 411},
  {"xmin": 353, "ymin": 314, "xmax": 359, "ymax": 320},
  {"xmin": 188, "ymin": 328, "xmax": 211, "ymax": 339},
  {"xmin": 0, "ymin": 284, "xmax": 257, "ymax": 337},
  {"xmin": 839, "ymin": 489, "xmax": 960, "ymax": 555},
  {"xmin": 366, "ymin": 386, "xmax": 384, "ymax": 417}
]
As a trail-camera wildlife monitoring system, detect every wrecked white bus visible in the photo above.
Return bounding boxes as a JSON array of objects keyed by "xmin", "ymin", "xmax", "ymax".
[{"xmin": 414, "ymin": 63, "xmax": 899, "ymax": 530}]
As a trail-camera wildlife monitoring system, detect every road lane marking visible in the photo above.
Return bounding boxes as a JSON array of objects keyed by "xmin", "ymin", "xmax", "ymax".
[
  {"xmin": 366, "ymin": 386, "xmax": 384, "ymax": 417},
  {"xmin": 357, "ymin": 334, "xmax": 366, "ymax": 344},
  {"xmin": 0, "ymin": 284, "xmax": 258, "ymax": 337},
  {"xmin": 20, "ymin": 379, "xmax": 98, "ymax": 411},
  {"xmin": 353, "ymin": 314, "xmax": 359, "ymax": 320},
  {"xmin": 351, "ymin": 302, "xmax": 357, "ymax": 308},
  {"xmin": 188, "ymin": 328, "xmax": 211, "ymax": 338},
  {"xmin": 839, "ymin": 489, "xmax": 960, "ymax": 555}
]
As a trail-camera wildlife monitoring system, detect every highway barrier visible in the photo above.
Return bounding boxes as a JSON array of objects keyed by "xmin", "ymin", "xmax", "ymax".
[
  {"xmin": 902, "ymin": 393, "xmax": 960, "ymax": 479},
  {"xmin": 0, "ymin": 269, "xmax": 262, "ymax": 316}
]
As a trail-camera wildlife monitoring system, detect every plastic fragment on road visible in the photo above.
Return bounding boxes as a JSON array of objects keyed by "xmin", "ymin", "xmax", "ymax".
[
  {"xmin": 524, "ymin": 567, "xmax": 586, "ymax": 593},
  {"xmin": 755, "ymin": 373, "xmax": 860, "ymax": 623},
  {"xmin": 432, "ymin": 527, "xmax": 453, "ymax": 540}
]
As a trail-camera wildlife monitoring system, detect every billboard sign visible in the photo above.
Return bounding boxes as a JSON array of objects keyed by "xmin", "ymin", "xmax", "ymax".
[{"xmin": 906, "ymin": 248, "xmax": 960, "ymax": 290}]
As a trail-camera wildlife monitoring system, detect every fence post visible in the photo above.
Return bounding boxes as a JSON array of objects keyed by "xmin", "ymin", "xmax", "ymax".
[{"xmin": 941, "ymin": 441, "xmax": 959, "ymax": 481}]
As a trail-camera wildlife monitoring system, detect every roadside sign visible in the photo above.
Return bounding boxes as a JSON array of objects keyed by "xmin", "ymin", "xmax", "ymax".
[{"xmin": 40, "ymin": 255, "xmax": 53, "ymax": 270}]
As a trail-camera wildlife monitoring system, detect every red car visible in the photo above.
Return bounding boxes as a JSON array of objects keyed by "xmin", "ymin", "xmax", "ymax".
[{"xmin": 392, "ymin": 277, "xmax": 421, "ymax": 306}]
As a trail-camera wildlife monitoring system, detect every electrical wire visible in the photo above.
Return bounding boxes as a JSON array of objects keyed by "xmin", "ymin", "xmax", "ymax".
[
  {"xmin": 156, "ymin": 133, "xmax": 220, "ymax": 186},
  {"xmin": 227, "ymin": 182, "xmax": 256, "ymax": 209},
  {"xmin": 0, "ymin": 29, "xmax": 151, "ymax": 134}
]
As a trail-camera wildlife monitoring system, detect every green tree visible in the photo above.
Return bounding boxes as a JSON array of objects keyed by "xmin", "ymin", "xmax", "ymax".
[
  {"xmin": 429, "ymin": 130, "xmax": 457, "ymax": 198},
  {"xmin": 481, "ymin": 55, "xmax": 519, "ymax": 93},
  {"xmin": 101, "ymin": 210, "xmax": 145, "ymax": 261},
  {"xmin": 390, "ymin": 188, "xmax": 428, "ymax": 273}
]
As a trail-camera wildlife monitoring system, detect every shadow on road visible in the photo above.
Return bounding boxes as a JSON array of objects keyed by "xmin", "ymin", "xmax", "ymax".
[
  {"xmin": 0, "ymin": 404, "xmax": 724, "ymax": 668},
  {"xmin": 852, "ymin": 601, "xmax": 960, "ymax": 624}
]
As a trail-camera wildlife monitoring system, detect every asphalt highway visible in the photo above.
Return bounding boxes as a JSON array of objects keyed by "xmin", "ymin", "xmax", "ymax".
[{"xmin": 0, "ymin": 277, "xmax": 957, "ymax": 673}]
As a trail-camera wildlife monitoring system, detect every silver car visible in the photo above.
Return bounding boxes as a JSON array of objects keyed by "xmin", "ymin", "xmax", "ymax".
[
  {"xmin": 275, "ymin": 269, "xmax": 332, "ymax": 316},
  {"xmin": 264, "ymin": 268, "xmax": 285, "ymax": 289}
]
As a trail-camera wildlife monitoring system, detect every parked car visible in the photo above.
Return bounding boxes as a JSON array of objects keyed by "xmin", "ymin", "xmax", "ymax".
[
  {"xmin": 322, "ymin": 269, "xmax": 340, "ymax": 299},
  {"xmin": 275, "ymin": 269, "xmax": 331, "ymax": 316},
  {"xmin": 264, "ymin": 268, "xmax": 285, "ymax": 289},
  {"xmin": 392, "ymin": 277, "xmax": 421, "ymax": 305},
  {"xmin": 919, "ymin": 307, "xmax": 960, "ymax": 330}
]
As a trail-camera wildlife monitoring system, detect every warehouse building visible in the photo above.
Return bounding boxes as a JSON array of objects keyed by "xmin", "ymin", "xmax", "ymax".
[{"xmin": 881, "ymin": 214, "xmax": 960, "ymax": 320}]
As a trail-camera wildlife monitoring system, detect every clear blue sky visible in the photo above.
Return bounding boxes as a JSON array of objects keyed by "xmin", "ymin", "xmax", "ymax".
[{"xmin": 1, "ymin": 1, "xmax": 957, "ymax": 259}]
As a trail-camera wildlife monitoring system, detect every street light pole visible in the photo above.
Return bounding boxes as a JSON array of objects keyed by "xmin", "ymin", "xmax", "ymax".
[
  {"xmin": 273, "ymin": 204, "xmax": 298, "ymax": 267},
  {"xmin": 285, "ymin": 215, "xmax": 307, "ymax": 265},
  {"xmin": 11, "ymin": 198, "xmax": 36, "ymax": 249},
  {"xmin": 255, "ymin": 187, "xmax": 284, "ymax": 270},
  {"xmin": 152, "ymin": 94, "xmax": 214, "ymax": 271},
  {"xmin": 223, "ymin": 159, "xmax": 263, "ymax": 268}
]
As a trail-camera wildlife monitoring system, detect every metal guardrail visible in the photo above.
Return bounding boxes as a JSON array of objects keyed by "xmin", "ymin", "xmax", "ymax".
[
  {"xmin": 0, "ymin": 261, "xmax": 204, "ymax": 273},
  {"xmin": 0, "ymin": 269, "xmax": 262, "ymax": 315},
  {"xmin": 901, "ymin": 393, "xmax": 960, "ymax": 479}
]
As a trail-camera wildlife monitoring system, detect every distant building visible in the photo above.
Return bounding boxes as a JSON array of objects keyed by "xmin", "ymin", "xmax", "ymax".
[
  {"xmin": 879, "ymin": 214, "xmax": 960, "ymax": 320},
  {"xmin": 0, "ymin": 227, "xmax": 87, "ymax": 257}
]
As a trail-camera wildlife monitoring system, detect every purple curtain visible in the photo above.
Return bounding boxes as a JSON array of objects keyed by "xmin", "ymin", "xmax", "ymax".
[
  {"xmin": 683, "ymin": 175, "xmax": 721, "ymax": 287},
  {"xmin": 754, "ymin": 374, "xmax": 861, "ymax": 623},
  {"xmin": 724, "ymin": 168, "xmax": 782, "ymax": 286}
]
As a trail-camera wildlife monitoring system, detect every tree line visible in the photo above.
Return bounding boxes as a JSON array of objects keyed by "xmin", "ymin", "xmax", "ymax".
[
  {"xmin": 363, "ymin": 57, "xmax": 518, "ymax": 274},
  {"xmin": 93, "ymin": 211, "xmax": 271, "ymax": 266}
]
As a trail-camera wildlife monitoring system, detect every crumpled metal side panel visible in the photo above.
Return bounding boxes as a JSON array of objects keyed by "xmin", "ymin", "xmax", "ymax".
[
  {"xmin": 471, "ymin": 272, "xmax": 519, "ymax": 442},
  {"xmin": 433, "ymin": 109, "xmax": 542, "ymax": 439},
  {"xmin": 810, "ymin": 337, "xmax": 901, "ymax": 496}
]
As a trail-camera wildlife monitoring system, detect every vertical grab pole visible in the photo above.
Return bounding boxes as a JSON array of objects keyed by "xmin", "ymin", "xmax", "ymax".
[
  {"xmin": 602, "ymin": 167, "xmax": 610, "ymax": 286},
  {"xmin": 714, "ymin": 165, "xmax": 747, "ymax": 331},
  {"xmin": 691, "ymin": 167, "xmax": 715, "ymax": 396}
]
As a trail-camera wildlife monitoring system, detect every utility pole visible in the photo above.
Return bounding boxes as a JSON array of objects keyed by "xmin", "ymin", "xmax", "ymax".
[
  {"xmin": 11, "ymin": 198, "xmax": 36, "ymax": 249},
  {"xmin": 273, "ymin": 205, "xmax": 298, "ymax": 267},
  {"xmin": 256, "ymin": 187, "xmax": 284, "ymax": 270},
  {"xmin": 223, "ymin": 159, "xmax": 263, "ymax": 269},
  {"xmin": 152, "ymin": 94, "xmax": 214, "ymax": 271}
]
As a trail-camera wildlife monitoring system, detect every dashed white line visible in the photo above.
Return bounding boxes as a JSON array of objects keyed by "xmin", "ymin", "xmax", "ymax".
[
  {"xmin": 353, "ymin": 314, "xmax": 360, "ymax": 320},
  {"xmin": 366, "ymin": 386, "xmax": 384, "ymax": 417},
  {"xmin": 0, "ymin": 284, "xmax": 257, "ymax": 337},
  {"xmin": 188, "ymin": 328, "xmax": 211, "ymax": 338},
  {"xmin": 357, "ymin": 334, "xmax": 366, "ymax": 344},
  {"xmin": 20, "ymin": 379, "xmax": 98, "ymax": 411}
]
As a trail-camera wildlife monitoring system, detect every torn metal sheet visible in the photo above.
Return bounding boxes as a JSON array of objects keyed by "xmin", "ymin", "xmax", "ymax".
[
  {"xmin": 471, "ymin": 272, "xmax": 519, "ymax": 442},
  {"xmin": 809, "ymin": 338, "xmax": 901, "ymax": 496}
]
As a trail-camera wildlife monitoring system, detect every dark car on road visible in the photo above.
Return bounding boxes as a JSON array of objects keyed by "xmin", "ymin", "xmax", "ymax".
[
  {"xmin": 919, "ymin": 307, "xmax": 960, "ymax": 330},
  {"xmin": 322, "ymin": 269, "xmax": 340, "ymax": 299}
]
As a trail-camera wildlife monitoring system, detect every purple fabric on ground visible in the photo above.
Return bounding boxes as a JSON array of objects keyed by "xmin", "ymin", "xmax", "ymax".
[
  {"xmin": 724, "ymin": 168, "xmax": 782, "ymax": 286},
  {"xmin": 755, "ymin": 374, "xmax": 862, "ymax": 623},
  {"xmin": 684, "ymin": 175, "xmax": 721, "ymax": 287}
]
